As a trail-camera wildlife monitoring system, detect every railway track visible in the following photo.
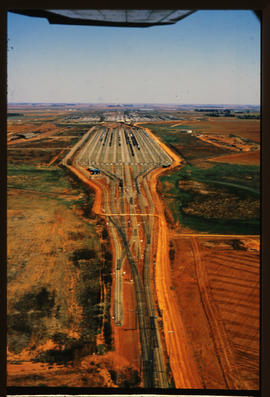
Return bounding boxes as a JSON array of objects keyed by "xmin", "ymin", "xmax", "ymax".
[{"xmin": 67, "ymin": 123, "xmax": 173, "ymax": 388}]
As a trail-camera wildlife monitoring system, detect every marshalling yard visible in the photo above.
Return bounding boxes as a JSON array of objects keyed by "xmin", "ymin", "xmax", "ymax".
[
  {"xmin": 7, "ymin": 105, "xmax": 260, "ymax": 389},
  {"xmin": 63, "ymin": 123, "xmax": 175, "ymax": 387}
]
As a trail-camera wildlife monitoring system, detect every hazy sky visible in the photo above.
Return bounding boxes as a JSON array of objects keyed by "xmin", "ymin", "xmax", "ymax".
[{"xmin": 8, "ymin": 10, "xmax": 260, "ymax": 105}]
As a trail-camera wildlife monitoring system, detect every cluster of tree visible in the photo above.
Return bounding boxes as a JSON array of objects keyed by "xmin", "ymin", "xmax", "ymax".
[
  {"xmin": 195, "ymin": 108, "xmax": 260, "ymax": 119},
  {"xmin": 8, "ymin": 112, "xmax": 23, "ymax": 117},
  {"xmin": 205, "ymin": 112, "xmax": 235, "ymax": 117},
  {"xmin": 195, "ymin": 108, "xmax": 228, "ymax": 112},
  {"xmin": 205, "ymin": 109, "xmax": 233, "ymax": 117},
  {"xmin": 236, "ymin": 114, "xmax": 260, "ymax": 119}
]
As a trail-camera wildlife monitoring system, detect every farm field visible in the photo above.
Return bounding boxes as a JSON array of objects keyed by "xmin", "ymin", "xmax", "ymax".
[
  {"xmin": 7, "ymin": 104, "xmax": 260, "ymax": 390},
  {"xmin": 208, "ymin": 150, "xmax": 260, "ymax": 165},
  {"xmin": 141, "ymin": 115, "xmax": 260, "ymax": 165},
  {"xmin": 169, "ymin": 234, "xmax": 260, "ymax": 389}
]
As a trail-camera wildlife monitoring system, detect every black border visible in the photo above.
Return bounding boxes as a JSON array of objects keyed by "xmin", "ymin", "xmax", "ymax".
[
  {"xmin": 0, "ymin": 6, "xmax": 7, "ymax": 397},
  {"xmin": 1, "ymin": 2, "xmax": 269, "ymax": 397},
  {"xmin": 3, "ymin": 388, "xmax": 262, "ymax": 395}
]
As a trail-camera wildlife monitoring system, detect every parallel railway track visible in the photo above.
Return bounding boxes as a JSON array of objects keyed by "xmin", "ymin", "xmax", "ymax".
[{"xmin": 65, "ymin": 123, "xmax": 173, "ymax": 388}]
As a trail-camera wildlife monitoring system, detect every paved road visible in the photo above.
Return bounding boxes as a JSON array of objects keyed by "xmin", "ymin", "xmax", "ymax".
[{"xmin": 75, "ymin": 123, "xmax": 172, "ymax": 388}]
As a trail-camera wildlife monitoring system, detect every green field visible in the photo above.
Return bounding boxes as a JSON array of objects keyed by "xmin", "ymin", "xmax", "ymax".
[
  {"xmin": 159, "ymin": 163, "xmax": 260, "ymax": 234},
  {"xmin": 142, "ymin": 123, "xmax": 233, "ymax": 161}
]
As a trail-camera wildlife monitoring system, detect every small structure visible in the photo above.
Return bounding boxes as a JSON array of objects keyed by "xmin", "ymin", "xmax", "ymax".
[
  {"xmin": 18, "ymin": 132, "xmax": 37, "ymax": 139},
  {"xmin": 181, "ymin": 129, "xmax": 192, "ymax": 134},
  {"xmin": 88, "ymin": 167, "xmax": 100, "ymax": 175}
]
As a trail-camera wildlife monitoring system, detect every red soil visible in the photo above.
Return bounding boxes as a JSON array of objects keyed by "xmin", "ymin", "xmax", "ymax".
[
  {"xmin": 170, "ymin": 235, "xmax": 260, "ymax": 389},
  {"xmin": 66, "ymin": 163, "xmax": 141, "ymax": 383},
  {"xmin": 112, "ymin": 258, "xmax": 141, "ymax": 375},
  {"xmin": 8, "ymin": 123, "xmax": 65, "ymax": 145},
  {"xmin": 209, "ymin": 150, "xmax": 260, "ymax": 165}
]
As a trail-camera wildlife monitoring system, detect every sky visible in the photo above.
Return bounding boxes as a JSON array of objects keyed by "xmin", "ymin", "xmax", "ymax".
[{"xmin": 7, "ymin": 10, "xmax": 260, "ymax": 105}]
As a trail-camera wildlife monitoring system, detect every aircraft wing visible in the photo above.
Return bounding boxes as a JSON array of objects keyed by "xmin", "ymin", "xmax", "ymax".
[{"xmin": 10, "ymin": 9, "xmax": 196, "ymax": 28}]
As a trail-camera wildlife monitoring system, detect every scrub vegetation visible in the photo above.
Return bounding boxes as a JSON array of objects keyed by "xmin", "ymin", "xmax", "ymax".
[
  {"xmin": 7, "ymin": 123, "xmax": 114, "ymax": 385},
  {"xmin": 142, "ymin": 123, "xmax": 233, "ymax": 161},
  {"xmin": 159, "ymin": 163, "xmax": 260, "ymax": 234}
]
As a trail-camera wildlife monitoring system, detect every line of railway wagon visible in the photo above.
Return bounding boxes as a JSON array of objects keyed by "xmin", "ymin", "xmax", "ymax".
[
  {"xmin": 99, "ymin": 126, "xmax": 141, "ymax": 155},
  {"xmin": 123, "ymin": 127, "xmax": 141, "ymax": 156},
  {"xmin": 74, "ymin": 123, "xmax": 173, "ymax": 387}
]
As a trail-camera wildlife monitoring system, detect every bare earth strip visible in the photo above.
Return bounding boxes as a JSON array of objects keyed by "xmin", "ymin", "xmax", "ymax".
[{"xmin": 146, "ymin": 129, "xmax": 203, "ymax": 388}]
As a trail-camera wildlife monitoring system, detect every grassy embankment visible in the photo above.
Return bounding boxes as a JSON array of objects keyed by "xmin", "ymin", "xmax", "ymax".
[{"xmin": 142, "ymin": 123, "xmax": 260, "ymax": 234}]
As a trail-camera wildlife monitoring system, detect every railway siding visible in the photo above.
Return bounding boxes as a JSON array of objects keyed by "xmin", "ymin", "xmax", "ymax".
[{"xmin": 71, "ymin": 123, "xmax": 174, "ymax": 388}]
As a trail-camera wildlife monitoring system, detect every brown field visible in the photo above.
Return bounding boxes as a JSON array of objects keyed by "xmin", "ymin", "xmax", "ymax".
[
  {"xmin": 8, "ymin": 148, "xmax": 69, "ymax": 166},
  {"xmin": 147, "ymin": 116, "xmax": 260, "ymax": 142},
  {"xmin": 7, "ymin": 184, "xmax": 138, "ymax": 387},
  {"xmin": 7, "ymin": 122, "xmax": 64, "ymax": 143},
  {"xmin": 196, "ymin": 134, "xmax": 259, "ymax": 152},
  {"xmin": 8, "ymin": 117, "xmax": 83, "ymax": 166},
  {"xmin": 187, "ymin": 118, "xmax": 260, "ymax": 143},
  {"xmin": 9, "ymin": 137, "xmax": 77, "ymax": 149},
  {"xmin": 169, "ymin": 234, "xmax": 260, "ymax": 389},
  {"xmin": 141, "ymin": 117, "xmax": 260, "ymax": 168},
  {"xmin": 209, "ymin": 150, "xmax": 260, "ymax": 165},
  {"xmin": 7, "ymin": 189, "xmax": 93, "ymax": 385}
]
